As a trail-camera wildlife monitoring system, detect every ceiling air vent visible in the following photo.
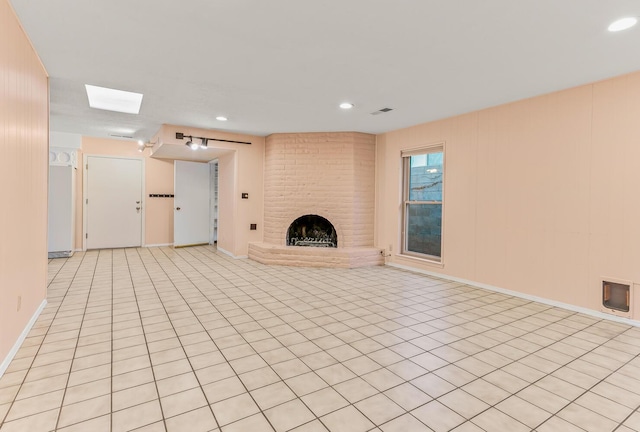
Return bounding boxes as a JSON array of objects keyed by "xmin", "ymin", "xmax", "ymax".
[
  {"xmin": 109, "ymin": 134, "xmax": 134, "ymax": 139},
  {"xmin": 371, "ymin": 107, "xmax": 394, "ymax": 116}
]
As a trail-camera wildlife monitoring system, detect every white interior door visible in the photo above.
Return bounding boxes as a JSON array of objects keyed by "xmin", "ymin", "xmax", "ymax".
[
  {"xmin": 86, "ymin": 156, "xmax": 143, "ymax": 249},
  {"xmin": 174, "ymin": 160, "xmax": 210, "ymax": 247}
]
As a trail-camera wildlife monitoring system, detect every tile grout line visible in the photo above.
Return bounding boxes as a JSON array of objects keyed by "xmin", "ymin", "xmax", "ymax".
[
  {"xmin": 0, "ymin": 252, "xmax": 91, "ymax": 429},
  {"xmin": 147, "ymin": 246, "xmax": 282, "ymax": 430},
  {"xmin": 191, "ymin": 246, "xmax": 639, "ymax": 432},
  {"xmin": 184, "ymin": 246, "xmax": 575, "ymax": 430},
  {"xmin": 118, "ymin": 247, "xmax": 170, "ymax": 431},
  {"xmin": 184, "ymin": 247, "xmax": 588, "ymax": 429},
  {"xmin": 130, "ymin": 247, "xmax": 223, "ymax": 430},
  {"xmin": 182, "ymin": 246, "xmax": 442, "ymax": 429},
  {"xmin": 3, "ymin": 247, "xmax": 640, "ymax": 431},
  {"xmin": 53, "ymin": 250, "xmax": 103, "ymax": 431},
  {"xmin": 109, "ymin": 248, "xmax": 114, "ymax": 431},
  {"xmin": 159, "ymin": 246, "xmax": 344, "ymax": 429}
]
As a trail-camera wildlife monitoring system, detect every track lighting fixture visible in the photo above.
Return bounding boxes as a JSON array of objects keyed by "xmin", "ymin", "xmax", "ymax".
[{"xmin": 175, "ymin": 132, "xmax": 251, "ymax": 146}]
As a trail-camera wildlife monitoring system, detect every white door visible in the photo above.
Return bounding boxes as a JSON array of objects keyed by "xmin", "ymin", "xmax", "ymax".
[
  {"xmin": 86, "ymin": 156, "xmax": 143, "ymax": 249},
  {"xmin": 174, "ymin": 160, "xmax": 210, "ymax": 247}
]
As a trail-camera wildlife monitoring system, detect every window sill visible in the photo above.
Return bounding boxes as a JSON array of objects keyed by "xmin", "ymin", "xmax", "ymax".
[{"xmin": 396, "ymin": 253, "xmax": 444, "ymax": 269}]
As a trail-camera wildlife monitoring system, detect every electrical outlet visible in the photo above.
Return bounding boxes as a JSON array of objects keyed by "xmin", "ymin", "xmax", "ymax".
[{"xmin": 17, "ymin": 295, "xmax": 21, "ymax": 312}]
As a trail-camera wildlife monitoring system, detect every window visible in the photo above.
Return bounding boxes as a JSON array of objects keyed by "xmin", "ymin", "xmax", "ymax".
[{"xmin": 402, "ymin": 145, "xmax": 444, "ymax": 261}]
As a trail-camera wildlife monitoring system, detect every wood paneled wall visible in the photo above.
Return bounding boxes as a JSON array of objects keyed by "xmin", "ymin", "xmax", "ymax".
[{"xmin": 0, "ymin": 0, "xmax": 49, "ymax": 364}]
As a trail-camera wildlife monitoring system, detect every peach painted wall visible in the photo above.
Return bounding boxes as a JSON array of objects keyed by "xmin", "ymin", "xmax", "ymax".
[
  {"xmin": 156, "ymin": 125, "xmax": 265, "ymax": 257},
  {"xmin": 217, "ymin": 152, "xmax": 236, "ymax": 255},
  {"xmin": 0, "ymin": 0, "xmax": 49, "ymax": 363},
  {"xmin": 376, "ymin": 71, "xmax": 640, "ymax": 318},
  {"xmin": 76, "ymin": 137, "xmax": 175, "ymax": 248}
]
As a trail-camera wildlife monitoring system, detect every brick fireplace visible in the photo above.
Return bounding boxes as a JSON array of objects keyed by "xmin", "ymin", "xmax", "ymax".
[{"xmin": 248, "ymin": 132, "xmax": 383, "ymax": 268}]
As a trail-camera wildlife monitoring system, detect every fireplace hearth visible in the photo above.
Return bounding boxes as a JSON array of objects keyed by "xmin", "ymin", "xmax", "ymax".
[{"xmin": 287, "ymin": 215, "xmax": 337, "ymax": 248}]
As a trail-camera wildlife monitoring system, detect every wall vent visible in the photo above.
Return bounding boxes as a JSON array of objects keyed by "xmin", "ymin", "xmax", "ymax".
[
  {"xmin": 370, "ymin": 107, "xmax": 394, "ymax": 115},
  {"xmin": 602, "ymin": 278, "xmax": 632, "ymax": 318}
]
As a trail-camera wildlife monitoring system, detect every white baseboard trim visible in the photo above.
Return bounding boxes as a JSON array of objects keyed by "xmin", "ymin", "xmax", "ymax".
[
  {"xmin": 216, "ymin": 247, "xmax": 233, "ymax": 257},
  {"xmin": 0, "ymin": 299, "xmax": 48, "ymax": 378},
  {"xmin": 144, "ymin": 243, "xmax": 173, "ymax": 248},
  {"xmin": 387, "ymin": 263, "xmax": 640, "ymax": 328},
  {"xmin": 216, "ymin": 247, "xmax": 247, "ymax": 259}
]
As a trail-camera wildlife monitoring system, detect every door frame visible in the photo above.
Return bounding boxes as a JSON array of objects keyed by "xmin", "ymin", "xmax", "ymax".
[{"xmin": 82, "ymin": 154, "xmax": 146, "ymax": 251}]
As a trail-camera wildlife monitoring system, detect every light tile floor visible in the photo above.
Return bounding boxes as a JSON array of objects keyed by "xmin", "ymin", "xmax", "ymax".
[{"xmin": 1, "ymin": 246, "xmax": 640, "ymax": 431}]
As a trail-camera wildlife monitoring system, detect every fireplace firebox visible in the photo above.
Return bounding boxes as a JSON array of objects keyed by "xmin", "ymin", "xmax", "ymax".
[{"xmin": 287, "ymin": 215, "xmax": 337, "ymax": 248}]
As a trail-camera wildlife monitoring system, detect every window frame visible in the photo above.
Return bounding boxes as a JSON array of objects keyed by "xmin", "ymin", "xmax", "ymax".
[{"xmin": 401, "ymin": 144, "xmax": 445, "ymax": 263}]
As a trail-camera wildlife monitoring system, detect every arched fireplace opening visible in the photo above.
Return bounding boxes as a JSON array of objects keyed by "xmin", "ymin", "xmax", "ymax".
[{"xmin": 287, "ymin": 215, "xmax": 337, "ymax": 248}]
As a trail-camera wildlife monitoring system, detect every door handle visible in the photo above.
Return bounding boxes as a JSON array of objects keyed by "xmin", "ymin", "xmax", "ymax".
[
  {"xmin": 136, "ymin": 201, "xmax": 140, "ymax": 204},
  {"xmin": 136, "ymin": 207, "xmax": 141, "ymax": 211},
  {"xmin": 176, "ymin": 207, "xmax": 181, "ymax": 211}
]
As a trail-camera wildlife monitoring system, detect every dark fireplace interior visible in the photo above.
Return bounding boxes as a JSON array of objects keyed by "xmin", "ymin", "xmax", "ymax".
[{"xmin": 287, "ymin": 215, "xmax": 337, "ymax": 247}]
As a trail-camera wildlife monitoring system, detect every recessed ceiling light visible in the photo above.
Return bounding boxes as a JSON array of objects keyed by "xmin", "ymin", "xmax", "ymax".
[
  {"xmin": 85, "ymin": 84, "xmax": 143, "ymax": 114},
  {"xmin": 608, "ymin": 17, "xmax": 638, "ymax": 32},
  {"xmin": 339, "ymin": 102, "xmax": 354, "ymax": 110},
  {"xmin": 216, "ymin": 116, "xmax": 228, "ymax": 121}
]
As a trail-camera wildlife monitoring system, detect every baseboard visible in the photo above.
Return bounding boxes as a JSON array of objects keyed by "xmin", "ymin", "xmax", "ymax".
[
  {"xmin": 387, "ymin": 263, "xmax": 640, "ymax": 328},
  {"xmin": 0, "ymin": 299, "xmax": 47, "ymax": 378},
  {"xmin": 47, "ymin": 250, "xmax": 74, "ymax": 259},
  {"xmin": 144, "ymin": 243, "xmax": 173, "ymax": 248},
  {"xmin": 216, "ymin": 246, "xmax": 233, "ymax": 257},
  {"xmin": 216, "ymin": 247, "xmax": 247, "ymax": 259}
]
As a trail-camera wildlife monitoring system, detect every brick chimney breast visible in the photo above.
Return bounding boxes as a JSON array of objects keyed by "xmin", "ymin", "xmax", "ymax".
[{"xmin": 263, "ymin": 132, "xmax": 376, "ymax": 248}]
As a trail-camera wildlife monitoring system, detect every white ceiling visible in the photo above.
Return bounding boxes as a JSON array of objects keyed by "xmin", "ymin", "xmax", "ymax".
[{"xmin": 9, "ymin": 0, "xmax": 640, "ymax": 141}]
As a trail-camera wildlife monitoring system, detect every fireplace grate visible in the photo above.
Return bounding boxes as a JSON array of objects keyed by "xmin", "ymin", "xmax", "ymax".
[{"xmin": 287, "ymin": 215, "xmax": 337, "ymax": 248}]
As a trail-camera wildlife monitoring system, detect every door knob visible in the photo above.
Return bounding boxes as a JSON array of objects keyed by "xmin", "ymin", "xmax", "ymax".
[
  {"xmin": 176, "ymin": 207, "xmax": 181, "ymax": 211},
  {"xmin": 136, "ymin": 201, "xmax": 140, "ymax": 204},
  {"xmin": 136, "ymin": 207, "xmax": 141, "ymax": 211}
]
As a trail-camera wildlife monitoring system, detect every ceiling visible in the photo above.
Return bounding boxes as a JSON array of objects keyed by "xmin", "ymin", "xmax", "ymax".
[{"xmin": 9, "ymin": 0, "xmax": 640, "ymax": 142}]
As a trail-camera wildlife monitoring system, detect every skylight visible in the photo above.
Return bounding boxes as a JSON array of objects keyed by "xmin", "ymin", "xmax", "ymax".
[
  {"xmin": 85, "ymin": 84, "xmax": 143, "ymax": 114},
  {"xmin": 608, "ymin": 17, "xmax": 638, "ymax": 32}
]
